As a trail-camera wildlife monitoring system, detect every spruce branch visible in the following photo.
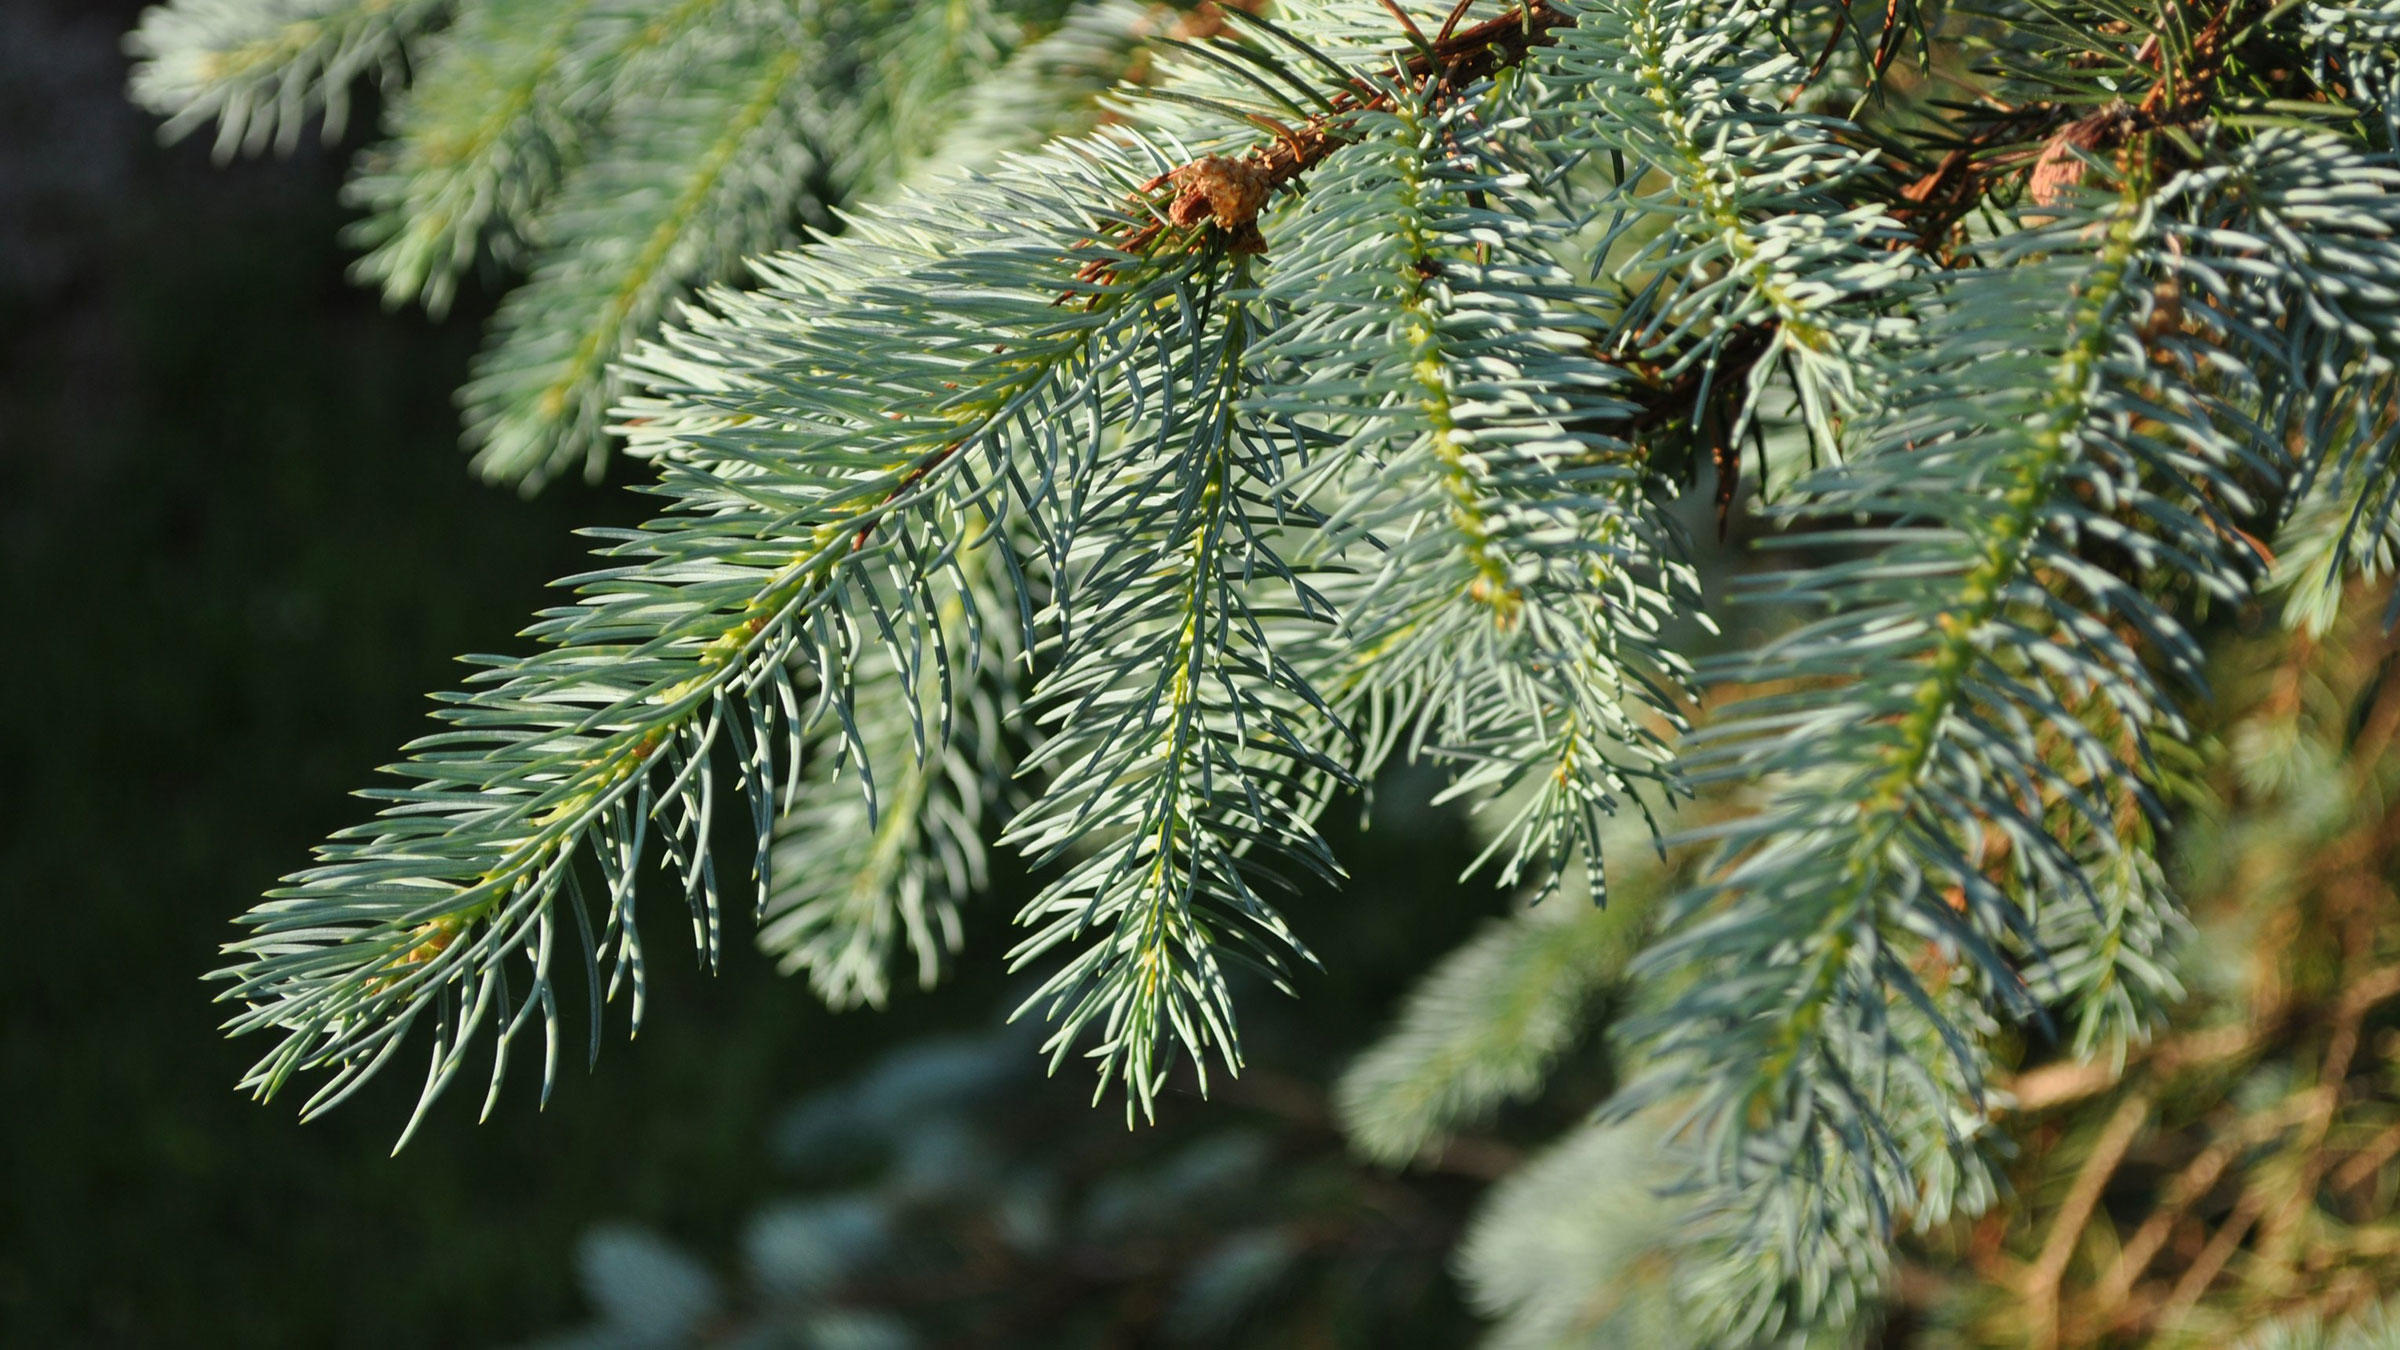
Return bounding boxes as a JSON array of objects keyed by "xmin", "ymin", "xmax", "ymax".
[
  {"xmin": 1335, "ymin": 881, "xmax": 1657, "ymax": 1167},
  {"xmin": 128, "ymin": 0, "xmax": 452, "ymax": 156},
  {"xmin": 2308, "ymin": 0, "xmax": 2400, "ymax": 146},
  {"xmin": 462, "ymin": 32, "xmax": 820, "ymax": 489},
  {"xmin": 451, "ymin": 1, "xmax": 1146, "ymax": 488},
  {"xmin": 1633, "ymin": 175, "xmax": 2273, "ymax": 1335},
  {"xmin": 1255, "ymin": 80, "xmax": 1701, "ymax": 901},
  {"xmin": 208, "ymin": 0, "xmax": 1887, "ymax": 1138},
  {"xmin": 2272, "ymin": 456, "xmax": 2400, "ymax": 637},
  {"xmin": 1457, "ymin": 1116, "xmax": 1703, "ymax": 1347},
  {"xmin": 176, "ymin": 18, "xmax": 2400, "ymax": 1328},
  {"xmin": 214, "ymin": 1, "xmax": 1624, "ymax": 1131},
  {"xmin": 1550, "ymin": 0, "xmax": 1915, "ymax": 463},
  {"xmin": 1001, "ymin": 264, "xmax": 1352, "ymax": 1120},
  {"xmin": 818, "ymin": 0, "xmax": 1030, "ymax": 199},
  {"xmin": 885, "ymin": 0, "xmax": 1175, "ymax": 191},
  {"xmin": 754, "ymin": 537, "xmax": 1019, "ymax": 1010},
  {"xmin": 342, "ymin": 0, "xmax": 738, "ymax": 316},
  {"xmin": 217, "ymin": 137, "xmax": 1237, "ymax": 1135},
  {"xmin": 1582, "ymin": 12, "xmax": 2400, "ymax": 1327}
]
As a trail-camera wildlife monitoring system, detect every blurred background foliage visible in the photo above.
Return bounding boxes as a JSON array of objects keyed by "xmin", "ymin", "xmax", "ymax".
[
  {"xmin": 1898, "ymin": 584, "xmax": 2400, "ymax": 1348},
  {"xmin": 10, "ymin": 1, "xmax": 2400, "ymax": 1346}
]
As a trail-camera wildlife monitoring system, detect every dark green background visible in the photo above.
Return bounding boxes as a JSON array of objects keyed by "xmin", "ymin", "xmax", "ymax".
[
  {"xmin": 0, "ymin": 4, "xmax": 864, "ymax": 1341},
  {"xmin": 0, "ymin": 7, "xmax": 1499, "ymax": 1341}
]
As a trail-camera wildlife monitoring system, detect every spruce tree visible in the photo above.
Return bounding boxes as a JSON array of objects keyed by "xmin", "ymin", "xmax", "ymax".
[{"xmin": 129, "ymin": 0, "xmax": 2400, "ymax": 1342}]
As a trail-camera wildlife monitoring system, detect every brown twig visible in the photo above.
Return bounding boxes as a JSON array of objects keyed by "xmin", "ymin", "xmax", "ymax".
[
  {"xmin": 1077, "ymin": 2, "xmax": 1577, "ymax": 290},
  {"xmin": 1376, "ymin": 0, "xmax": 1434, "ymax": 53},
  {"xmin": 2092, "ymin": 1094, "xmax": 2317, "ymax": 1323},
  {"xmin": 1434, "ymin": 0, "xmax": 1479, "ymax": 44},
  {"xmin": 2255, "ymin": 957, "xmax": 2382, "ymax": 1267},
  {"xmin": 1891, "ymin": 0, "xmax": 2262, "ymax": 254},
  {"xmin": 2154, "ymin": 1182, "xmax": 2273, "ymax": 1328},
  {"xmin": 2010, "ymin": 1023, "xmax": 2250, "ymax": 1111},
  {"xmin": 2330, "ymin": 1120, "xmax": 2400, "ymax": 1193},
  {"xmin": 2009, "ymin": 966, "xmax": 2400, "ymax": 1113},
  {"xmin": 2025, "ymin": 1091, "xmax": 2154, "ymax": 1349}
]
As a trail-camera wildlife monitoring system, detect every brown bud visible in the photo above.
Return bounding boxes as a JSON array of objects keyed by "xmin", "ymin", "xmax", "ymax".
[{"xmin": 1165, "ymin": 154, "xmax": 1276, "ymax": 233}]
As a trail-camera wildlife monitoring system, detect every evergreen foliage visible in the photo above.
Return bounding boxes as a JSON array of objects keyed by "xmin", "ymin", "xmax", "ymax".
[
  {"xmin": 1904, "ymin": 594, "xmax": 2400, "ymax": 1346},
  {"xmin": 1332, "ymin": 863, "xmax": 1654, "ymax": 1166},
  {"xmin": 129, "ymin": 0, "xmax": 2400, "ymax": 1341}
]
